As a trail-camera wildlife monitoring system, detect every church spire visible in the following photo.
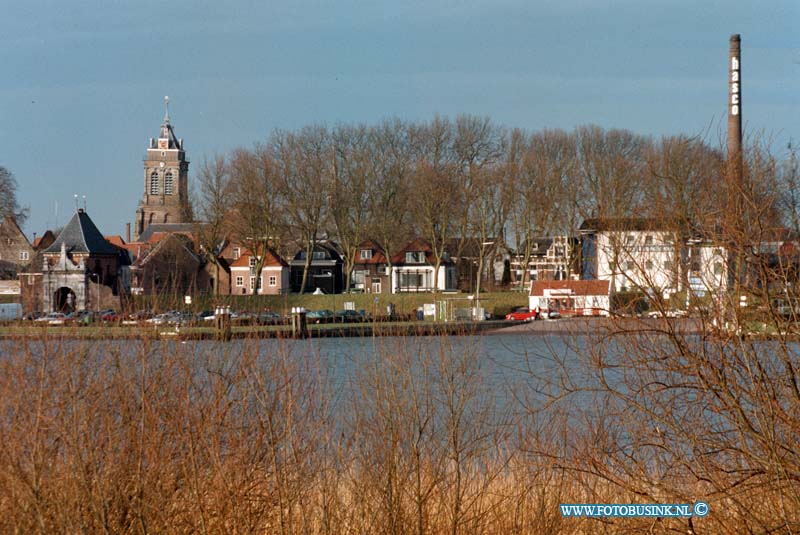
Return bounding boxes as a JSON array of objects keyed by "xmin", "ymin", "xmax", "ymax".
[{"xmin": 164, "ymin": 95, "xmax": 170, "ymax": 124}]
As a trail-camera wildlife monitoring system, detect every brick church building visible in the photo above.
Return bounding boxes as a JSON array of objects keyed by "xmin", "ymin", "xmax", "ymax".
[{"xmin": 134, "ymin": 97, "xmax": 193, "ymax": 241}]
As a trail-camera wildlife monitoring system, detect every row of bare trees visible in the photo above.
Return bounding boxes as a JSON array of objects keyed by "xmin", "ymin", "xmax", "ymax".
[{"xmin": 197, "ymin": 117, "xmax": 796, "ymax": 294}]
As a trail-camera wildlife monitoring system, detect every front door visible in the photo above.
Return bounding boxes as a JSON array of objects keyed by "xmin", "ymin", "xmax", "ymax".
[{"xmin": 371, "ymin": 278, "xmax": 382, "ymax": 294}]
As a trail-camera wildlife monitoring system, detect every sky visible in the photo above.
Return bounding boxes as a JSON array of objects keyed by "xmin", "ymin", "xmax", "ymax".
[{"xmin": 1, "ymin": 0, "xmax": 798, "ymax": 239}]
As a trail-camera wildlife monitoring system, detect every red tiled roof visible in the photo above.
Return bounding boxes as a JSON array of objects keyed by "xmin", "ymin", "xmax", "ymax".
[
  {"xmin": 229, "ymin": 249, "xmax": 287, "ymax": 269},
  {"xmin": 355, "ymin": 240, "xmax": 388, "ymax": 265},
  {"xmin": 105, "ymin": 235, "xmax": 126, "ymax": 247},
  {"xmin": 530, "ymin": 280, "xmax": 610, "ymax": 297}
]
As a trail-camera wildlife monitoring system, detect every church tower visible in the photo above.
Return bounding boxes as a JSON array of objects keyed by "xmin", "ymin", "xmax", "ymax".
[{"xmin": 134, "ymin": 97, "xmax": 192, "ymax": 241}]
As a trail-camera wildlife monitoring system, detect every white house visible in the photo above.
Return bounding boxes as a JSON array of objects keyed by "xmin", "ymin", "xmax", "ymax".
[
  {"xmin": 390, "ymin": 238, "xmax": 457, "ymax": 294},
  {"xmin": 580, "ymin": 218, "xmax": 682, "ymax": 296},
  {"xmin": 530, "ymin": 280, "xmax": 611, "ymax": 317}
]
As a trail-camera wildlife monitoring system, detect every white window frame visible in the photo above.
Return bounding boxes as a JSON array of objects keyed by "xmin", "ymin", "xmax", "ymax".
[
  {"xmin": 235, "ymin": 276, "xmax": 244, "ymax": 287},
  {"xmin": 360, "ymin": 249, "xmax": 373, "ymax": 260},
  {"xmin": 19, "ymin": 251, "xmax": 29, "ymax": 261},
  {"xmin": 268, "ymin": 275, "xmax": 277, "ymax": 287}
]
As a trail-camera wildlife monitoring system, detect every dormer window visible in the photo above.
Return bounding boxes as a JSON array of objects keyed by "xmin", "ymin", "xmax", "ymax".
[
  {"xmin": 233, "ymin": 247, "xmax": 241, "ymax": 259},
  {"xmin": 150, "ymin": 171, "xmax": 160, "ymax": 195},
  {"xmin": 406, "ymin": 251, "xmax": 426, "ymax": 263},
  {"xmin": 164, "ymin": 171, "xmax": 174, "ymax": 195},
  {"xmin": 360, "ymin": 249, "xmax": 373, "ymax": 260}
]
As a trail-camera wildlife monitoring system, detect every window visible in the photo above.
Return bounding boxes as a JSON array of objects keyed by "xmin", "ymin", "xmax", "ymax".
[
  {"xmin": 312, "ymin": 251, "xmax": 326, "ymax": 260},
  {"xmin": 405, "ymin": 251, "xmax": 425, "ymax": 264},
  {"xmin": 608, "ymin": 261, "xmax": 616, "ymax": 271},
  {"xmin": 150, "ymin": 171, "xmax": 160, "ymax": 195},
  {"xmin": 645, "ymin": 235, "xmax": 654, "ymax": 246},
  {"xmin": 626, "ymin": 235, "xmax": 635, "ymax": 245},
  {"xmin": 353, "ymin": 270, "xmax": 368, "ymax": 285},
  {"xmin": 400, "ymin": 272, "xmax": 425, "ymax": 288},
  {"xmin": 164, "ymin": 171, "xmax": 174, "ymax": 195},
  {"xmin": 645, "ymin": 260, "xmax": 654, "ymax": 270},
  {"xmin": 249, "ymin": 257, "xmax": 257, "ymax": 268},
  {"xmin": 663, "ymin": 260, "xmax": 673, "ymax": 270},
  {"xmin": 624, "ymin": 261, "xmax": 634, "ymax": 271},
  {"xmin": 250, "ymin": 276, "xmax": 256, "ymax": 290},
  {"xmin": 233, "ymin": 247, "xmax": 241, "ymax": 259},
  {"xmin": 19, "ymin": 251, "xmax": 29, "ymax": 261},
  {"xmin": 377, "ymin": 265, "xmax": 387, "ymax": 275},
  {"xmin": 360, "ymin": 249, "xmax": 373, "ymax": 260},
  {"xmin": 236, "ymin": 276, "xmax": 244, "ymax": 287},
  {"xmin": 269, "ymin": 275, "xmax": 277, "ymax": 286},
  {"xmin": 6, "ymin": 238, "xmax": 13, "ymax": 245},
  {"xmin": 714, "ymin": 262, "xmax": 723, "ymax": 276}
]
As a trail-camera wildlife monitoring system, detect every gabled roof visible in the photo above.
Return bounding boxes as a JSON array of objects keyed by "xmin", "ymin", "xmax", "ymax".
[
  {"xmin": 391, "ymin": 237, "xmax": 453, "ymax": 266},
  {"xmin": 44, "ymin": 209, "xmax": 119, "ymax": 256},
  {"xmin": 133, "ymin": 233, "xmax": 200, "ymax": 267},
  {"xmin": 291, "ymin": 241, "xmax": 344, "ymax": 263},
  {"xmin": 354, "ymin": 239, "xmax": 388, "ymax": 265},
  {"xmin": 230, "ymin": 248, "xmax": 288, "ymax": 269},
  {"xmin": 105, "ymin": 235, "xmax": 126, "ymax": 248},
  {"xmin": 32, "ymin": 230, "xmax": 55, "ymax": 250},
  {"xmin": 0, "ymin": 216, "xmax": 30, "ymax": 247},
  {"xmin": 530, "ymin": 280, "xmax": 611, "ymax": 297},
  {"xmin": 138, "ymin": 223, "xmax": 196, "ymax": 243}
]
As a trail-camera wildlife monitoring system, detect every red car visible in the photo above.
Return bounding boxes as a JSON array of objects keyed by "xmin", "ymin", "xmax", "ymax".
[{"xmin": 505, "ymin": 307, "xmax": 539, "ymax": 322}]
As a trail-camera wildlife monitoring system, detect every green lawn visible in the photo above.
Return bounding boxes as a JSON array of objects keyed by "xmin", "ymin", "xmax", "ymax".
[{"xmin": 130, "ymin": 291, "xmax": 528, "ymax": 318}]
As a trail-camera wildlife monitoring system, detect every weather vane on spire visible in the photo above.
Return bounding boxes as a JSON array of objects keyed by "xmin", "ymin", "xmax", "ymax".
[{"xmin": 164, "ymin": 95, "xmax": 170, "ymax": 123}]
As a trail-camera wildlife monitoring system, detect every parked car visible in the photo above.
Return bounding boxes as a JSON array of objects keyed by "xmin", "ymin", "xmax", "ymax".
[
  {"xmin": 258, "ymin": 311, "xmax": 283, "ymax": 325},
  {"xmin": 69, "ymin": 310, "xmax": 97, "ymax": 325},
  {"xmin": 35, "ymin": 312, "xmax": 68, "ymax": 325},
  {"xmin": 146, "ymin": 313, "xmax": 173, "ymax": 325},
  {"xmin": 197, "ymin": 310, "xmax": 216, "ymax": 322},
  {"xmin": 307, "ymin": 309, "xmax": 334, "ymax": 323},
  {"xmin": 334, "ymin": 310, "xmax": 366, "ymax": 323},
  {"xmin": 100, "ymin": 310, "xmax": 120, "ymax": 323},
  {"xmin": 505, "ymin": 306, "xmax": 539, "ymax": 322},
  {"xmin": 542, "ymin": 309, "xmax": 561, "ymax": 320},
  {"xmin": 646, "ymin": 309, "xmax": 687, "ymax": 319}
]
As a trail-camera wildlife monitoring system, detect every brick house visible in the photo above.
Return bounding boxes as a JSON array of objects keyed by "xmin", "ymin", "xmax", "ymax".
[
  {"xmin": 230, "ymin": 248, "xmax": 289, "ymax": 295},
  {"xmin": 0, "ymin": 216, "xmax": 33, "ymax": 276},
  {"xmin": 351, "ymin": 240, "xmax": 389, "ymax": 294}
]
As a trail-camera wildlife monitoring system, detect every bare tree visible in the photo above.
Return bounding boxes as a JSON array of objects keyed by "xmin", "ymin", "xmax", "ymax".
[
  {"xmin": 227, "ymin": 144, "xmax": 285, "ymax": 292},
  {"xmin": 574, "ymin": 125, "xmax": 649, "ymax": 221},
  {"xmin": 411, "ymin": 117, "xmax": 460, "ymax": 292},
  {"xmin": 0, "ymin": 166, "xmax": 28, "ymax": 224},
  {"xmin": 368, "ymin": 119, "xmax": 415, "ymax": 283},
  {"xmin": 272, "ymin": 126, "xmax": 331, "ymax": 294},
  {"xmin": 195, "ymin": 155, "xmax": 232, "ymax": 295},
  {"xmin": 331, "ymin": 124, "xmax": 375, "ymax": 292}
]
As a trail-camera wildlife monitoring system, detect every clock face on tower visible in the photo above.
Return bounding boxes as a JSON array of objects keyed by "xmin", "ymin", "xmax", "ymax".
[{"xmin": 158, "ymin": 139, "xmax": 168, "ymax": 149}]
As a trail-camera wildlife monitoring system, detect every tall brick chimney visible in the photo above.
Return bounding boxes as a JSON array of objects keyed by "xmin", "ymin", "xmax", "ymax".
[{"xmin": 728, "ymin": 34, "xmax": 742, "ymax": 179}]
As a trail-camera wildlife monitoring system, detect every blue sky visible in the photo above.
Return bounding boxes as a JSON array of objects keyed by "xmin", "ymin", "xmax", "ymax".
[{"xmin": 1, "ymin": 0, "xmax": 798, "ymax": 238}]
